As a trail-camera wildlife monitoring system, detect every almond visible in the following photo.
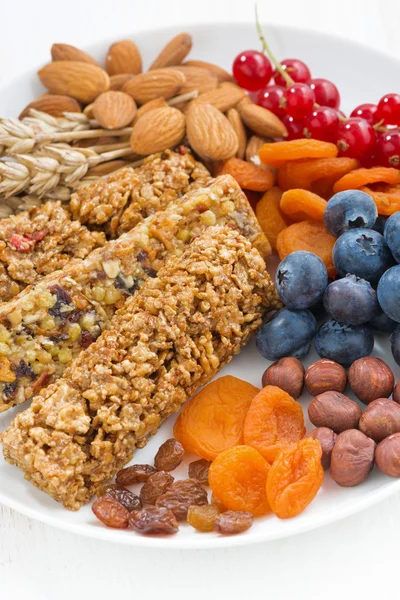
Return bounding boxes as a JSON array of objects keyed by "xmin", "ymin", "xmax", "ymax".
[
  {"xmin": 19, "ymin": 94, "xmax": 81, "ymax": 119},
  {"xmin": 172, "ymin": 66, "xmax": 218, "ymax": 95},
  {"xmin": 246, "ymin": 135, "xmax": 269, "ymax": 163},
  {"xmin": 130, "ymin": 106, "xmax": 186, "ymax": 155},
  {"xmin": 83, "ymin": 103, "xmax": 94, "ymax": 118},
  {"xmin": 186, "ymin": 101, "xmax": 239, "ymax": 161},
  {"xmin": 133, "ymin": 97, "xmax": 168, "ymax": 124},
  {"xmin": 93, "ymin": 91, "xmax": 137, "ymax": 129},
  {"xmin": 196, "ymin": 82, "xmax": 246, "ymax": 112},
  {"xmin": 227, "ymin": 108, "xmax": 247, "ymax": 159},
  {"xmin": 106, "ymin": 40, "xmax": 142, "ymax": 75},
  {"xmin": 183, "ymin": 60, "xmax": 234, "ymax": 83},
  {"xmin": 38, "ymin": 61, "xmax": 110, "ymax": 104},
  {"xmin": 110, "ymin": 73, "xmax": 136, "ymax": 91},
  {"xmin": 51, "ymin": 43, "xmax": 98, "ymax": 65},
  {"xmin": 238, "ymin": 102, "xmax": 288, "ymax": 138},
  {"xmin": 123, "ymin": 68, "xmax": 185, "ymax": 104},
  {"xmin": 149, "ymin": 33, "xmax": 192, "ymax": 70}
]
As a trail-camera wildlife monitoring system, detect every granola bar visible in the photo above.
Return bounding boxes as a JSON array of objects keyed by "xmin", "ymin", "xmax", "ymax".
[
  {"xmin": 1, "ymin": 225, "xmax": 277, "ymax": 510},
  {"xmin": 0, "ymin": 201, "xmax": 106, "ymax": 301},
  {"xmin": 0, "ymin": 175, "xmax": 277, "ymax": 412},
  {"xmin": 69, "ymin": 149, "xmax": 211, "ymax": 237}
]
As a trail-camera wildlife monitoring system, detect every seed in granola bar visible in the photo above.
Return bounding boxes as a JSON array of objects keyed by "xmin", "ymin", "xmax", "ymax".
[
  {"xmin": 128, "ymin": 507, "xmax": 178, "ymax": 535},
  {"xmin": 188, "ymin": 459, "xmax": 211, "ymax": 484},
  {"xmin": 116, "ymin": 464, "xmax": 157, "ymax": 486},
  {"xmin": 15, "ymin": 360, "xmax": 35, "ymax": 380},
  {"xmin": 92, "ymin": 496, "xmax": 130, "ymax": 529},
  {"xmin": 139, "ymin": 471, "xmax": 174, "ymax": 505},
  {"xmin": 98, "ymin": 483, "xmax": 142, "ymax": 512},
  {"xmin": 154, "ymin": 438, "xmax": 185, "ymax": 472},
  {"xmin": 214, "ymin": 510, "xmax": 254, "ymax": 535},
  {"xmin": 187, "ymin": 505, "xmax": 219, "ymax": 532}
]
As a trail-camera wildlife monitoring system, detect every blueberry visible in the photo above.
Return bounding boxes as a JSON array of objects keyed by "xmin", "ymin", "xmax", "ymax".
[
  {"xmin": 275, "ymin": 251, "xmax": 328, "ymax": 309},
  {"xmin": 315, "ymin": 319, "xmax": 374, "ymax": 366},
  {"xmin": 256, "ymin": 308, "xmax": 316, "ymax": 361},
  {"xmin": 369, "ymin": 309, "xmax": 398, "ymax": 333},
  {"xmin": 384, "ymin": 211, "xmax": 400, "ymax": 263},
  {"xmin": 373, "ymin": 215, "xmax": 388, "ymax": 235},
  {"xmin": 333, "ymin": 228, "xmax": 393, "ymax": 284},
  {"xmin": 377, "ymin": 265, "xmax": 400, "ymax": 323},
  {"xmin": 324, "ymin": 190, "xmax": 378, "ymax": 237},
  {"xmin": 391, "ymin": 326, "xmax": 400, "ymax": 366},
  {"xmin": 323, "ymin": 274, "xmax": 379, "ymax": 325}
]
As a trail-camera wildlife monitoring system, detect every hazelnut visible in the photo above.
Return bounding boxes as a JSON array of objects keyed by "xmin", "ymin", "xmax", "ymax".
[
  {"xmin": 305, "ymin": 427, "xmax": 337, "ymax": 469},
  {"xmin": 359, "ymin": 398, "xmax": 400, "ymax": 442},
  {"xmin": 330, "ymin": 429, "xmax": 375, "ymax": 487},
  {"xmin": 261, "ymin": 356, "xmax": 304, "ymax": 399},
  {"xmin": 305, "ymin": 359, "xmax": 347, "ymax": 396},
  {"xmin": 308, "ymin": 391, "xmax": 362, "ymax": 433},
  {"xmin": 348, "ymin": 356, "xmax": 394, "ymax": 405},
  {"xmin": 393, "ymin": 381, "xmax": 400, "ymax": 404},
  {"xmin": 375, "ymin": 433, "xmax": 400, "ymax": 477}
]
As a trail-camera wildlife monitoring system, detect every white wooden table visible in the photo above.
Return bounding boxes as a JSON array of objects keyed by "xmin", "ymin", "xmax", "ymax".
[{"xmin": 1, "ymin": 1, "xmax": 400, "ymax": 598}]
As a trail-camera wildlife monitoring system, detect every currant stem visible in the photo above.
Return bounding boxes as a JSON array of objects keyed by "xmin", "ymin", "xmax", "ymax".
[{"xmin": 255, "ymin": 3, "xmax": 294, "ymax": 87}]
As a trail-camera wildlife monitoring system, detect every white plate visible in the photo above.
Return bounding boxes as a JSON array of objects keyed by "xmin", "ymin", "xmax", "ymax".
[{"xmin": 0, "ymin": 22, "xmax": 399, "ymax": 549}]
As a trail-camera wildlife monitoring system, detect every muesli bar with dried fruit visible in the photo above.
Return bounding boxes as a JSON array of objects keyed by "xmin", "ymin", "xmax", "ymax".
[
  {"xmin": 1, "ymin": 225, "xmax": 277, "ymax": 510},
  {"xmin": 0, "ymin": 174, "xmax": 275, "ymax": 412},
  {"xmin": 70, "ymin": 149, "xmax": 211, "ymax": 237},
  {"xmin": 0, "ymin": 201, "xmax": 106, "ymax": 301}
]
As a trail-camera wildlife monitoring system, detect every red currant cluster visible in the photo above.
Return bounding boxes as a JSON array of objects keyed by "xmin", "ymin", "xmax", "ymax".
[{"xmin": 232, "ymin": 50, "xmax": 400, "ymax": 167}]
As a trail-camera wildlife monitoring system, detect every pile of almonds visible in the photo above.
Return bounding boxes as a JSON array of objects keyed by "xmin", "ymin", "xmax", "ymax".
[{"xmin": 21, "ymin": 33, "xmax": 287, "ymax": 167}]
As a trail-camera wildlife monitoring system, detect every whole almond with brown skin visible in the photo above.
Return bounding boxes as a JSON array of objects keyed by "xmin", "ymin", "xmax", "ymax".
[
  {"xmin": 183, "ymin": 60, "xmax": 234, "ymax": 83},
  {"xmin": 93, "ymin": 91, "xmax": 137, "ymax": 129},
  {"xmin": 173, "ymin": 66, "xmax": 218, "ymax": 95},
  {"xmin": 106, "ymin": 40, "xmax": 142, "ymax": 75},
  {"xmin": 186, "ymin": 102, "xmax": 238, "ymax": 161},
  {"xmin": 19, "ymin": 94, "xmax": 81, "ymax": 119},
  {"xmin": 238, "ymin": 102, "xmax": 288, "ymax": 138},
  {"xmin": 305, "ymin": 359, "xmax": 347, "ymax": 396},
  {"xmin": 305, "ymin": 427, "xmax": 337, "ymax": 470},
  {"xmin": 51, "ymin": 43, "xmax": 98, "ymax": 65},
  {"xmin": 196, "ymin": 82, "xmax": 246, "ymax": 112},
  {"xmin": 149, "ymin": 33, "xmax": 192, "ymax": 70},
  {"xmin": 330, "ymin": 429, "xmax": 375, "ymax": 487},
  {"xmin": 308, "ymin": 391, "xmax": 362, "ymax": 433},
  {"xmin": 393, "ymin": 381, "xmax": 400, "ymax": 404},
  {"xmin": 246, "ymin": 135, "xmax": 269, "ymax": 164},
  {"xmin": 38, "ymin": 61, "xmax": 110, "ymax": 104},
  {"xmin": 261, "ymin": 357, "xmax": 304, "ymax": 399},
  {"xmin": 133, "ymin": 97, "xmax": 168, "ymax": 124},
  {"xmin": 110, "ymin": 74, "xmax": 135, "ymax": 91},
  {"xmin": 227, "ymin": 108, "xmax": 247, "ymax": 159},
  {"xmin": 359, "ymin": 398, "xmax": 400, "ymax": 442},
  {"xmin": 348, "ymin": 356, "xmax": 394, "ymax": 404},
  {"xmin": 123, "ymin": 69, "xmax": 185, "ymax": 104},
  {"xmin": 375, "ymin": 433, "xmax": 400, "ymax": 476},
  {"xmin": 130, "ymin": 106, "xmax": 185, "ymax": 155}
]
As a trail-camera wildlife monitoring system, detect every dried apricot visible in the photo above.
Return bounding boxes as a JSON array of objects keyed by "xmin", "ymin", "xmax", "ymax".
[
  {"xmin": 359, "ymin": 184, "xmax": 400, "ymax": 215},
  {"xmin": 255, "ymin": 186, "xmax": 289, "ymax": 249},
  {"xmin": 266, "ymin": 438, "xmax": 324, "ymax": 518},
  {"xmin": 174, "ymin": 375, "xmax": 259, "ymax": 461},
  {"xmin": 259, "ymin": 139, "xmax": 338, "ymax": 168},
  {"xmin": 209, "ymin": 445, "xmax": 271, "ymax": 516},
  {"xmin": 277, "ymin": 157, "xmax": 358, "ymax": 194},
  {"xmin": 276, "ymin": 220, "xmax": 336, "ymax": 277},
  {"xmin": 243, "ymin": 385, "xmax": 306, "ymax": 463},
  {"xmin": 333, "ymin": 167, "xmax": 400, "ymax": 194},
  {"xmin": 218, "ymin": 157, "xmax": 274, "ymax": 191},
  {"xmin": 280, "ymin": 189, "xmax": 327, "ymax": 222}
]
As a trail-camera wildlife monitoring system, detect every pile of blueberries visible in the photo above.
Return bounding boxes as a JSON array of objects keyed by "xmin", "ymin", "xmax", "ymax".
[{"xmin": 256, "ymin": 189, "xmax": 400, "ymax": 366}]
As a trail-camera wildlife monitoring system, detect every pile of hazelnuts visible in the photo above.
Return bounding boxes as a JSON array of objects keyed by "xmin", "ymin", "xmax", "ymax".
[{"xmin": 262, "ymin": 355, "xmax": 400, "ymax": 486}]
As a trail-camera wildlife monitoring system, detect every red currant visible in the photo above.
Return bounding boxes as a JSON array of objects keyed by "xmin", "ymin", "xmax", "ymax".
[
  {"xmin": 376, "ymin": 93, "xmax": 400, "ymax": 125},
  {"xmin": 232, "ymin": 50, "xmax": 273, "ymax": 91},
  {"xmin": 308, "ymin": 78, "xmax": 340, "ymax": 109},
  {"xmin": 283, "ymin": 83, "xmax": 315, "ymax": 119},
  {"xmin": 282, "ymin": 115, "xmax": 305, "ymax": 140},
  {"xmin": 274, "ymin": 58, "xmax": 311, "ymax": 87},
  {"xmin": 303, "ymin": 107, "xmax": 339, "ymax": 142},
  {"xmin": 350, "ymin": 103, "xmax": 378, "ymax": 125},
  {"xmin": 256, "ymin": 85, "xmax": 285, "ymax": 117},
  {"xmin": 336, "ymin": 117, "xmax": 376, "ymax": 159},
  {"xmin": 376, "ymin": 129, "xmax": 400, "ymax": 167}
]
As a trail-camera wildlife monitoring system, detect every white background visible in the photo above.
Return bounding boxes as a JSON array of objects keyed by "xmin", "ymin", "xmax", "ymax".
[{"xmin": 1, "ymin": 1, "xmax": 400, "ymax": 598}]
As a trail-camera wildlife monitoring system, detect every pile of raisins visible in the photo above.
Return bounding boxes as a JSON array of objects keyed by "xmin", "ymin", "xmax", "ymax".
[{"xmin": 92, "ymin": 438, "xmax": 254, "ymax": 536}]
